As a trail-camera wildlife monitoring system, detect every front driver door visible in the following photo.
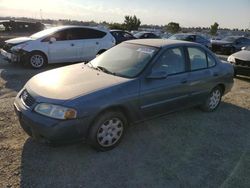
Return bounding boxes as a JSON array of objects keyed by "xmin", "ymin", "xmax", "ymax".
[
  {"xmin": 139, "ymin": 47, "xmax": 191, "ymax": 117},
  {"xmin": 47, "ymin": 29, "xmax": 78, "ymax": 63}
]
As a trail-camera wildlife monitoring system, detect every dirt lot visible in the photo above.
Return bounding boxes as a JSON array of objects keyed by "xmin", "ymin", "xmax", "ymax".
[{"xmin": 0, "ymin": 57, "xmax": 250, "ymax": 188}]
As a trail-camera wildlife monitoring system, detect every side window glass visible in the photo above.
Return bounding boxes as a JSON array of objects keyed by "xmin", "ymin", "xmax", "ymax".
[
  {"xmin": 188, "ymin": 47, "xmax": 207, "ymax": 71},
  {"xmin": 207, "ymin": 53, "xmax": 216, "ymax": 67},
  {"xmin": 51, "ymin": 30, "xmax": 68, "ymax": 41},
  {"xmin": 153, "ymin": 48, "xmax": 186, "ymax": 75}
]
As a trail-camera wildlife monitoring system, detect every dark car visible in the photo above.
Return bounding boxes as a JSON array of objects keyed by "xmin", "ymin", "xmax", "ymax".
[
  {"xmin": 134, "ymin": 31, "xmax": 160, "ymax": 39},
  {"xmin": 169, "ymin": 33, "xmax": 211, "ymax": 48},
  {"xmin": 110, "ymin": 30, "xmax": 136, "ymax": 44},
  {"xmin": 14, "ymin": 39, "xmax": 234, "ymax": 151},
  {"xmin": 228, "ymin": 46, "xmax": 250, "ymax": 76},
  {"xmin": 211, "ymin": 36, "xmax": 250, "ymax": 55}
]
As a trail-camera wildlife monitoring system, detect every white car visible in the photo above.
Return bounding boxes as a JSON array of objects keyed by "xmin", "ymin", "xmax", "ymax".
[{"xmin": 0, "ymin": 26, "xmax": 116, "ymax": 68}]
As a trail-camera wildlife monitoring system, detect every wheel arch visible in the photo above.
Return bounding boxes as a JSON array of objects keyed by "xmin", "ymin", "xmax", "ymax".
[
  {"xmin": 29, "ymin": 50, "xmax": 48, "ymax": 63},
  {"xmin": 215, "ymin": 83, "xmax": 225, "ymax": 95},
  {"xmin": 87, "ymin": 105, "xmax": 131, "ymax": 136}
]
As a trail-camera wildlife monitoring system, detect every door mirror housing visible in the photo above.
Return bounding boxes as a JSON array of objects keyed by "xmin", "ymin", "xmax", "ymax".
[
  {"xmin": 241, "ymin": 46, "xmax": 246, "ymax": 50},
  {"xmin": 147, "ymin": 71, "xmax": 168, "ymax": 79},
  {"xmin": 49, "ymin": 37, "xmax": 56, "ymax": 43}
]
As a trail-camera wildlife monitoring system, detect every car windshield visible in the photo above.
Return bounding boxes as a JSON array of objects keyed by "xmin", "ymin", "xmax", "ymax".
[
  {"xmin": 134, "ymin": 32, "xmax": 144, "ymax": 38},
  {"xmin": 222, "ymin": 36, "xmax": 238, "ymax": 42},
  {"xmin": 30, "ymin": 27, "xmax": 61, "ymax": 39},
  {"xmin": 89, "ymin": 43, "xmax": 158, "ymax": 78}
]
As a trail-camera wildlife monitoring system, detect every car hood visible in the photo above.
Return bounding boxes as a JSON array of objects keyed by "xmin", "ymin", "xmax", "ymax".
[
  {"xmin": 5, "ymin": 37, "xmax": 32, "ymax": 44},
  {"xmin": 230, "ymin": 50, "xmax": 250, "ymax": 61},
  {"xmin": 211, "ymin": 40, "xmax": 232, "ymax": 45},
  {"xmin": 25, "ymin": 63, "xmax": 130, "ymax": 101}
]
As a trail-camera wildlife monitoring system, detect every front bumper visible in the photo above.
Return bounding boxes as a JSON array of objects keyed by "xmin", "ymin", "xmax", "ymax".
[
  {"xmin": 14, "ymin": 93, "xmax": 92, "ymax": 144},
  {"xmin": 0, "ymin": 49, "xmax": 19, "ymax": 62},
  {"xmin": 0, "ymin": 49, "xmax": 28, "ymax": 63}
]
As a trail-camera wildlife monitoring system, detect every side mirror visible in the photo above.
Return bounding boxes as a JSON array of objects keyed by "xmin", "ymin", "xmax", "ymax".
[
  {"xmin": 49, "ymin": 37, "xmax": 56, "ymax": 43},
  {"xmin": 147, "ymin": 71, "xmax": 167, "ymax": 79},
  {"xmin": 241, "ymin": 46, "xmax": 246, "ymax": 50}
]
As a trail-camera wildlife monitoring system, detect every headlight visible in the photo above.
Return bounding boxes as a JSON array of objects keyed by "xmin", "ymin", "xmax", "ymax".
[
  {"xmin": 34, "ymin": 103, "xmax": 77, "ymax": 120},
  {"xmin": 12, "ymin": 43, "xmax": 28, "ymax": 51},
  {"xmin": 227, "ymin": 56, "xmax": 235, "ymax": 63}
]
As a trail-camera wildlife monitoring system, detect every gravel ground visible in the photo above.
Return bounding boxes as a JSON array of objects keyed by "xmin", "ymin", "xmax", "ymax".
[{"xmin": 0, "ymin": 56, "xmax": 250, "ymax": 188}]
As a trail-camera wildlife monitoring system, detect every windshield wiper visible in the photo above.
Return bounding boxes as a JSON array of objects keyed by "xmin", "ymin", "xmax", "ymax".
[{"xmin": 96, "ymin": 66, "xmax": 116, "ymax": 75}]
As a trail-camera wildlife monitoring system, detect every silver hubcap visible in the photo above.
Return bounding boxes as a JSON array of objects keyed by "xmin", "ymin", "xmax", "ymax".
[
  {"xmin": 97, "ymin": 118, "xmax": 123, "ymax": 147},
  {"xmin": 209, "ymin": 89, "xmax": 221, "ymax": 109},
  {"xmin": 30, "ymin": 55, "xmax": 44, "ymax": 68}
]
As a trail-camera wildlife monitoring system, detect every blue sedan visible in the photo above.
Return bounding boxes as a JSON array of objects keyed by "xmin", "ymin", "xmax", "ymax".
[{"xmin": 14, "ymin": 39, "xmax": 234, "ymax": 151}]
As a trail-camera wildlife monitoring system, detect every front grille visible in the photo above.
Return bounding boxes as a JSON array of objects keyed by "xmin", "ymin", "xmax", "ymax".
[
  {"xmin": 235, "ymin": 59, "xmax": 250, "ymax": 67},
  {"xmin": 20, "ymin": 90, "xmax": 35, "ymax": 107}
]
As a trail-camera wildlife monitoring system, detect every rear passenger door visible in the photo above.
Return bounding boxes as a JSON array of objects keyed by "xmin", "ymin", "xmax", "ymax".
[
  {"xmin": 76, "ymin": 28, "xmax": 107, "ymax": 61},
  {"xmin": 185, "ymin": 47, "xmax": 218, "ymax": 104}
]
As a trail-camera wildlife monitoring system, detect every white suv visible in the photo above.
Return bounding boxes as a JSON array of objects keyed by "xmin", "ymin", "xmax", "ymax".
[{"xmin": 0, "ymin": 26, "xmax": 116, "ymax": 68}]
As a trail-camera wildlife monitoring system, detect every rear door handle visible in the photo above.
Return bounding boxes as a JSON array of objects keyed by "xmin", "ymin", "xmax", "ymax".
[
  {"xmin": 71, "ymin": 43, "xmax": 75, "ymax": 46},
  {"xmin": 96, "ymin": 42, "xmax": 99, "ymax": 45}
]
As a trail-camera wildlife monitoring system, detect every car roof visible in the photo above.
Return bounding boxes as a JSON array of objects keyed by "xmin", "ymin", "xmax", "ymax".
[
  {"xmin": 125, "ymin": 39, "xmax": 193, "ymax": 48},
  {"xmin": 49, "ymin": 25, "xmax": 108, "ymax": 32}
]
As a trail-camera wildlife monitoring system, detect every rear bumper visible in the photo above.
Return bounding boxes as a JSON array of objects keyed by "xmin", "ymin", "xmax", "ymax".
[
  {"xmin": 14, "ymin": 95, "xmax": 92, "ymax": 144},
  {"xmin": 234, "ymin": 65, "xmax": 250, "ymax": 76}
]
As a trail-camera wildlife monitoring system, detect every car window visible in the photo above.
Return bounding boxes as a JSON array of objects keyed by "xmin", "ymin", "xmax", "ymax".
[
  {"xmin": 188, "ymin": 47, "xmax": 207, "ymax": 70},
  {"xmin": 153, "ymin": 47, "xmax": 186, "ymax": 75},
  {"xmin": 123, "ymin": 32, "xmax": 133, "ymax": 39},
  {"xmin": 196, "ymin": 35, "xmax": 206, "ymax": 42},
  {"xmin": 207, "ymin": 53, "xmax": 216, "ymax": 67},
  {"xmin": 50, "ymin": 30, "xmax": 68, "ymax": 41},
  {"xmin": 90, "ymin": 43, "xmax": 158, "ymax": 78},
  {"xmin": 70, "ymin": 28, "xmax": 106, "ymax": 40}
]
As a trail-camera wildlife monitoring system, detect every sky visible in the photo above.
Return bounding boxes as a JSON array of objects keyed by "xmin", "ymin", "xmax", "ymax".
[{"xmin": 0, "ymin": 0, "xmax": 250, "ymax": 29}]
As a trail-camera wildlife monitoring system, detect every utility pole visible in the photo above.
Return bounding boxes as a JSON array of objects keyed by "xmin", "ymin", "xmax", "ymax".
[{"xmin": 40, "ymin": 9, "xmax": 43, "ymax": 20}]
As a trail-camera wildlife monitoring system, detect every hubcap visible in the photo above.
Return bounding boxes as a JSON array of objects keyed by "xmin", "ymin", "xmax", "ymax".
[
  {"xmin": 30, "ymin": 55, "xmax": 44, "ymax": 68},
  {"xmin": 209, "ymin": 89, "xmax": 221, "ymax": 109},
  {"xmin": 97, "ymin": 118, "xmax": 123, "ymax": 147}
]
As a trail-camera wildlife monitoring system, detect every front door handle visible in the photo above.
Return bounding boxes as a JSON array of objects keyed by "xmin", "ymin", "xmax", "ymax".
[
  {"xmin": 71, "ymin": 43, "xmax": 75, "ymax": 46},
  {"xmin": 181, "ymin": 79, "xmax": 188, "ymax": 84},
  {"xmin": 96, "ymin": 42, "xmax": 99, "ymax": 45},
  {"xmin": 213, "ymin": 72, "xmax": 219, "ymax": 77}
]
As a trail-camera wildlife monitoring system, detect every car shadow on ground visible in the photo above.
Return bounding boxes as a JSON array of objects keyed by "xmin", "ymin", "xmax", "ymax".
[{"xmin": 20, "ymin": 102, "xmax": 250, "ymax": 188}]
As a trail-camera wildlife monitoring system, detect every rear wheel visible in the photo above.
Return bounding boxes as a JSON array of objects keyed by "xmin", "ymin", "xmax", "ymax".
[
  {"xmin": 201, "ymin": 86, "xmax": 222, "ymax": 112},
  {"xmin": 88, "ymin": 111, "xmax": 127, "ymax": 151}
]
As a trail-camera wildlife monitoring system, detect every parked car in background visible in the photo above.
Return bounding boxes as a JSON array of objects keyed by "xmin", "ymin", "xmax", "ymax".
[
  {"xmin": 0, "ymin": 20, "xmax": 45, "ymax": 47},
  {"xmin": 134, "ymin": 31, "xmax": 160, "ymax": 39},
  {"xmin": 110, "ymin": 30, "xmax": 136, "ymax": 44},
  {"xmin": 169, "ymin": 33, "xmax": 211, "ymax": 48},
  {"xmin": 0, "ymin": 26, "xmax": 116, "ymax": 68},
  {"xmin": 228, "ymin": 46, "xmax": 250, "ymax": 76},
  {"xmin": 14, "ymin": 39, "xmax": 234, "ymax": 151},
  {"xmin": 211, "ymin": 36, "xmax": 250, "ymax": 55}
]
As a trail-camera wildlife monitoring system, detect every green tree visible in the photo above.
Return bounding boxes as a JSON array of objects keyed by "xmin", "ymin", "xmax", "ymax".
[
  {"xmin": 123, "ymin": 15, "xmax": 141, "ymax": 31},
  {"xmin": 210, "ymin": 22, "xmax": 219, "ymax": 36},
  {"xmin": 165, "ymin": 22, "xmax": 181, "ymax": 33},
  {"xmin": 109, "ymin": 23, "xmax": 125, "ymax": 30}
]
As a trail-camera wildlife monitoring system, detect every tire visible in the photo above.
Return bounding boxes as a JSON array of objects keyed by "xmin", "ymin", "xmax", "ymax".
[
  {"xmin": 87, "ymin": 111, "xmax": 127, "ymax": 151},
  {"xmin": 200, "ymin": 86, "xmax": 222, "ymax": 112},
  {"xmin": 26, "ymin": 52, "xmax": 47, "ymax": 69}
]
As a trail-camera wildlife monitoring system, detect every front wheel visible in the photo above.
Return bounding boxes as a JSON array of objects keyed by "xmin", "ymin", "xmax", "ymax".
[
  {"xmin": 200, "ymin": 87, "xmax": 222, "ymax": 112},
  {"xmin": 87, "ymin": 111, "xmax": 127, "ymax": 151},
  {"xmin": 26, "ymin": 52, "xmax": 47, "ymax": 69}
]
